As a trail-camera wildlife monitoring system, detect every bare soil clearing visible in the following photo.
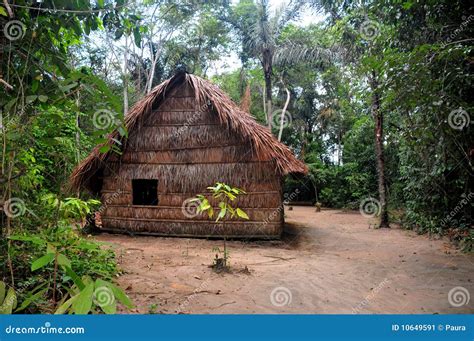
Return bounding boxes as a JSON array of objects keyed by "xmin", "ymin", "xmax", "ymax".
[{"xmin": 96, "ymin": 207, "xmax": 474, "ymax": 314}]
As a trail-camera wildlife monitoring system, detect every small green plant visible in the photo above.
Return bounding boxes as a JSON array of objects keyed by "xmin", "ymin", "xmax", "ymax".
[
  {"xmin": 191, "ymin": 182, "xmax": 249, "ymax": 271},
  {"xmin": 148, "ymin": 303, "xmax": 159, "ymax": 314}
]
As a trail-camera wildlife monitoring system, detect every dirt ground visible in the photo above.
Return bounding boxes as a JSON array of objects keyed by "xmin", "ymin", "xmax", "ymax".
[{"xmin": 96, "ymin": 207, "xmax": 474, "ymax": 314}]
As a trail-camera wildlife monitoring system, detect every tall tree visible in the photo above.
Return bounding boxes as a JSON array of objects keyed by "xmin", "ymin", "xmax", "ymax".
[
  {"xmin": 230, "ymin": 0, "xmax": 303, "ymax": 128},
  {"xmin": 369, "ymin": 70, "xmax": 389, "ymax": 227}
]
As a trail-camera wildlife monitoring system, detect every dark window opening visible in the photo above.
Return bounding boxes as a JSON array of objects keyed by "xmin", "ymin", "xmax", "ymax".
[{"xmin": 132, "ymin": 179, "xmax": 158, "ymax": 206}]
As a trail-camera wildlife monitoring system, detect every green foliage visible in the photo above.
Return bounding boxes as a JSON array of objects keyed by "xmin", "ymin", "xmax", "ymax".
[
  {"xmin": 55, "ymin": 277, "xmax": 133, "ymax": 315},
  {"xmin": 0, "ymin": 282, "xmax": 17, "ymax": 314},
  {"xmin": 282, "ymin": 0, "xmax": 471, "ymax": 246},
  {"xmin": 3, "ymin": 193, "xmax": 123, "ymax": 313},
  {"xmin": 6, "ymin": 226, "xmax": 130, "ymax": 314},
  {"xmin": 40, "ymin": 195, "xmax": 101, "ymax": 227},
  {"xmin": 192, "ymin": 182, "xmax": 249, "ymax": 270},
  {"xmin": 192, "ymin": 182, "xmax": 249, "ymax": 222},
  {"xmin": 0, "ymin": 1, "xmax": 471, "ymax": 321}
]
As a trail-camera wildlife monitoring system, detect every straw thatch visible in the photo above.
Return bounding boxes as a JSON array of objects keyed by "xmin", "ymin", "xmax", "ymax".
[{"xmin": 70, "ymin": 71, "xmax": 307, "ymax": 238}]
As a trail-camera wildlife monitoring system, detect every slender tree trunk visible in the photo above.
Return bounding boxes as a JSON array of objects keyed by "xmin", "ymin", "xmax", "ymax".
[
  {"xmin": 75, "ymin": 90, "xmax": 81, "ymax": 163},
  {"xmin": 2, "ymin": 0, "xmax": 13, "ymax": 18},
  {"xmin": 264, "ymin": 74, "xmax": 272, "ymax": 129},
  {"xmin": 262, "ymin": 52, "xmax": 272, "ymax": 130},
  {"xmin": 240, "ymin": 83, "xmax": 252, "ymax": 112},
  {"xmin": 300, "ymin": 126, "xmax": 307, "ymax": 159},
  {"xmin": 75, "ymin": 90, "xmax": 81, "ymax": 196},
  {"xmin": 370, "ymin": 70, "xmax": 389, "ymax": 228},
  {"xmin": 123, "ymin": 36, "xmax": 129, "ymax": 116},
  {"xmin": 278, "ymin": 82, "xmax": 290, "ymax": 141},
  {"xmin": 146, "ymin": 41, "xmax": 160, "ymax": 94},
  {"xmin": 337, "ymin": 129, "xmax": 342, "ymax": 166},
  {"xmin": 6, "ymin": 153, "xmax": 15, "ymax": 286}
]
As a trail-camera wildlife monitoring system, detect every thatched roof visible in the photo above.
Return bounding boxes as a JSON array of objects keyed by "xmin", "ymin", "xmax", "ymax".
[{"xmin": 70, "ymin": 72, "xmax": 307, "ymax": 193}]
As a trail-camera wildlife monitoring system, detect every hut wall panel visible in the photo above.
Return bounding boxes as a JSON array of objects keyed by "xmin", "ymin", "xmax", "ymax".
[
  {"xmin": 102, "ymin": 179, "xmax": 280, "ymax": 196},
  {"xmin": 101, "ymin": 218, "xmax": 281, "ymax": 238},
  {"xmin": 168, "ymin": 192, "xmax": 282, "ymax": 208},
  {"xmin": 111, "ymin": 162, "xmax": 277, "ymax": 182},
  {"xmin": 102, "ymin": 163, "xmax": 280, "ymax": 194},
  {"xmin": 102, "ymin": 206, "xmax": 281, "ymax": 222},
  {"xmin": 101, "ymin": 177, "xmax": 130, "ymax": 191},
  {"xmin": 126, "ymin": 125, "xmax": 248, "ymax": 151},
  {"xmin": 174, "ymin": 82, "xmax": 195, "ymax": 97},
  {"xmin": 101, "ymin": 192, "xmax": 281, "ymax": 208},
  {"xmin": 145, "ymin": 110, "xmax": 215, "ymax": 126},
  {"xmin": 157, "ymin": 96, "xmax": 196, "ymax": 111},
  {"xmin": 100, "ymin": 82, "xmax": 284, "ymax": 238},
  {"xmin": 120, "ymin": 145, "xmax": 259, "ymax": 164},
  {"xmin": 101, "ymin": 192, "xmax": 131, "ymax": 205}
]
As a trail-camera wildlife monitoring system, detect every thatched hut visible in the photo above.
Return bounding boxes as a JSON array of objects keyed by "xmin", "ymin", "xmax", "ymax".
[{"xmin": 71, "ymin": 71, "xmax": 307, "ymax": 238}]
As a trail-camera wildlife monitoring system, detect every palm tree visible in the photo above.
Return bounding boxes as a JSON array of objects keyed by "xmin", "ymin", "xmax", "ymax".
[
  {"xmin": 245, "ymin": 0, "xmax": 303, "ymax": 128},
  {"xmin": 229, "ymin": 0, "xmax": 335, "ymax": 139}
]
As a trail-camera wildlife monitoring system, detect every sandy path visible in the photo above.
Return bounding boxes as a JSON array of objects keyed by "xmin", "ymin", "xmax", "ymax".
[{"xmin": 96, "ymin": 207, "xmax": 474, "ymax": 314}]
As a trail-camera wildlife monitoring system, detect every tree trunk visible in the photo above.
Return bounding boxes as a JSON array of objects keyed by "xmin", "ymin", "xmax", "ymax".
[
  {"xmin": 300, "ymin": 126, "xmax": 307, "ymax": 159},
  {"xmin": 262, "ymin": 51, "xmax": 272, "ymax": 130},
  {"xmin": 123, "ymin": 36, "xmax": 129, "ymax": 116},
  {"xmin": 278, "ymin": 82, "xmax": 290, "ymax": 141},
  {"xmin": 75, "ymin": 90, "xmax": 81, "ymax": 197},
  {"xmin": 75, "ymin": 90, "xmax": 81, "ymax": 163},
  {"xmin": 264, "ymin": 72, "xmax": 272, "ymax": 129},
  {"xmin": 370, "ymin": 70, "xmax": 389, "ymax": 228},
  {"xmin": 240, "ymin": 83, "xmax": 252, "ymax": 112},
  {"xmin": 146, "ymin": 41, "xmax": 161, "ymax": 94}
]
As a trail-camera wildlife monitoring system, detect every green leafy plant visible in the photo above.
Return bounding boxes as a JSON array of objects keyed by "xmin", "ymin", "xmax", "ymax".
[
  {"xmin": 42, "ymin": 194, "xmax": 101, "ymax": 228},
  {"xmin": 191, "ymin": 182, "xmax": 249, "ymax": 271},
  {"xmin": 55, "ymin": 277, "xmax": 133, "ymax": 315},
  {"xmin": 8, "ymin": 229, "xmax": 132, "ymax": 314},
  {"xmin": 0, "ymin": 281, "xmax": 17, "ymax": 314},
  {"xmin": 148, "ymin": 303, "xmax": 159, "ymax": 314}
]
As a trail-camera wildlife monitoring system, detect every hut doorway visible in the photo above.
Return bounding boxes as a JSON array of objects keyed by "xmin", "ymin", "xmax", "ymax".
[{"xmin": 132, "ymin": 179, "xmax": 159, "ymax": 206}]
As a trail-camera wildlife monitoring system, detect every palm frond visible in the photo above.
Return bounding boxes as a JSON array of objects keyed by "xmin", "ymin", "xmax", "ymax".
[{"xmin": 273, "ymin": 42, "xmax": 339, "ymax": 66}]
